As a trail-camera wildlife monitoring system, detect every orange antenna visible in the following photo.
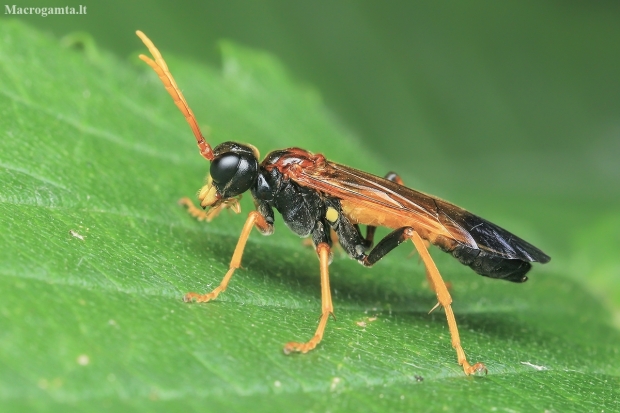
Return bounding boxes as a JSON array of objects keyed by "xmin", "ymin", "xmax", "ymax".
[{"xmin": 136, "ymin": 30, "xmax": 214, "ymax": 161}]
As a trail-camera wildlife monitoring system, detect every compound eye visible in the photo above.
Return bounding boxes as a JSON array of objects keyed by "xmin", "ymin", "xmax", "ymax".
[
  {"xmin": 210, "ymin": 153, "xmax": 240, "ymax": 185},
  {"xmin": 209, "ymin": 152, "xmax": 259, "ymax": 198}
]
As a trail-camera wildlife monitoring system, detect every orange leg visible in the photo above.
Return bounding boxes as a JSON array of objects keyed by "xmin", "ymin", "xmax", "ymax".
[
  {"xmin": 184, "ymin": 211, "xmax": 272, "ymax": 303},
  {"xmin": 179, "ymin": 196, "xmax": 241, "ymax": 222},
  {"xmin": 302, "ymin": 229, "xmax": 339, "ymax": 249},
  {"xmin": 408, "ymin": 229, "xmax": 487, "ymax": 375},
  {"xmin": 283, "ymin": 242, "xmax": 334, "ymax": 354},
  {"xmin": 179, "ymin": 197, "xmax": 211, "ymax": 221}
]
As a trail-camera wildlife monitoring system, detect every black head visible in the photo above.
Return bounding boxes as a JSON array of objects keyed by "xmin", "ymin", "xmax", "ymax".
[{"xmin": 209, "ymin": 142, "xmax": 260, "ymax": 199}]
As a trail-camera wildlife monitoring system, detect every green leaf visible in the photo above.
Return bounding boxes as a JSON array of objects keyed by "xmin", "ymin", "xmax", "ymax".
[{"xmin": 1, "ymin": 20, "xmax": 618, "ymax": 413}]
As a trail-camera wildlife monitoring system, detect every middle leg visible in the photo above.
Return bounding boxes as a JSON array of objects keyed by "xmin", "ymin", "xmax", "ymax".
[{"xmin": 283, "ymin": 242, "xmax": 334, "ymax": 354}]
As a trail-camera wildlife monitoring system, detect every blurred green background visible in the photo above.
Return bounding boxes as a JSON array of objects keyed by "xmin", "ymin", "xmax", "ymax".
[
  {"xmin": 16, "ymin": 0, "xmax": 620, "ymax": 189},
  {"xmin": 16, "ymin": 0, "xmax": 619, "ymax": 308}
]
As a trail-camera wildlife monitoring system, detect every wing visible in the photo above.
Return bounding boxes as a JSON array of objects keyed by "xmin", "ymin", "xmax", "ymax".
[{"xmin": 289, "ymin": 160, "xmax": 550, "ymax": 264}]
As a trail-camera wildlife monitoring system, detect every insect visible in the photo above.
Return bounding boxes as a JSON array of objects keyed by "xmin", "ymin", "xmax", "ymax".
[{"xmin": 136, "ymin": 31, "xmax": 550, "ymax": 375}]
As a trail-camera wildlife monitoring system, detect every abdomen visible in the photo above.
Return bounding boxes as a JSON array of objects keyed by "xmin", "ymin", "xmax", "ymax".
[{"xmin": 341, "ymin": 198, "xmax": 549, "ymax": 283}]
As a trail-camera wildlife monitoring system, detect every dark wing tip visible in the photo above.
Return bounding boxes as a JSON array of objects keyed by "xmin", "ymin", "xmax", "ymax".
[
  {"xmin": 535, "ymin": 252, "xmax": 551, "ymax": 264},
  {"xmin": 437, "ymin": 205, "xmax": 550, "ymax": 266},
  {"xmin": 452, "ymin": 246, "xmax": 534, "ymax": 283}
]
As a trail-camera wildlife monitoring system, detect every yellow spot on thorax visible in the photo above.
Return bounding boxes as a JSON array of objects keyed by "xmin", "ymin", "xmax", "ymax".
[{"xmin": 326, "ymin": 207, "xmax": 339, "ymax": 223}]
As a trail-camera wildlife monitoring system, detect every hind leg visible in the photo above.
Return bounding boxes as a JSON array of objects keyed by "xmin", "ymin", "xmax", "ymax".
[
  {"xmin": 407, "ymin": 230, "xmax": 486, "ymax": 375},
  {"xmin": 345, "ymin": 223, "xmax": 486, "ymax": 375}
]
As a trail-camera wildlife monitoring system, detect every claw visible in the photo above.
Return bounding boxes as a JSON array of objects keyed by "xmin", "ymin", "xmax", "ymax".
[{"xmin": 463, "ymin": 361, "xmax": 488, "ymax": 375}]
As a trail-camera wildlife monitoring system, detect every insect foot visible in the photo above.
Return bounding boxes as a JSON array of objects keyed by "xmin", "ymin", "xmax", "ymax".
[
  {"xmin": 183, "ymin": 290, "xmax": 221, "ymax": 303},
  {"xmin": 463, "ymin": 361, "xmax": 488, "ymax": 376},
  {"xmin": 282, "ymin": 337, "xmax": 319, "ymax": 355}
]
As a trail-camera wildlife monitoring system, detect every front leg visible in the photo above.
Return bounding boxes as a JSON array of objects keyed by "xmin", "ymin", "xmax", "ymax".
[
  {"xmin": 179, "ymin": 196, "xmax": 241, "ymax": 222},
  {"xmin": 184, "ymin": 209, "xmax": 273, "ymax": 303}
]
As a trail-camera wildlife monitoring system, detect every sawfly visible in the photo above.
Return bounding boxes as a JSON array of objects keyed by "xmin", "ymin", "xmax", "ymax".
[{"xmin": 136, "ymin": 31, "xmax": 550, "ymax": 375}]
